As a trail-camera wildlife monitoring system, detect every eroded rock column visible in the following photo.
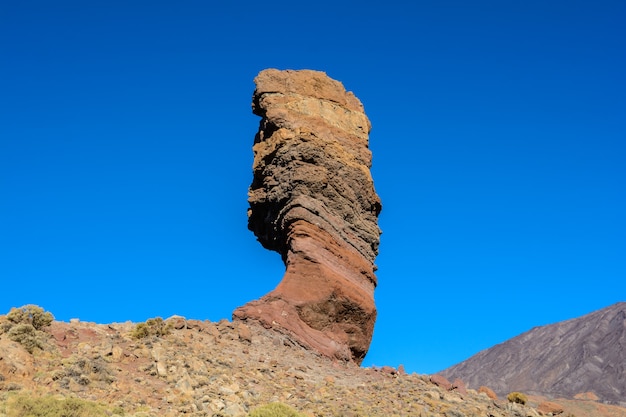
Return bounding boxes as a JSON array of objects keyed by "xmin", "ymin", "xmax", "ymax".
[{"xmin": 233, "ymin": 69, "xmax": 382, "ymax": 363}]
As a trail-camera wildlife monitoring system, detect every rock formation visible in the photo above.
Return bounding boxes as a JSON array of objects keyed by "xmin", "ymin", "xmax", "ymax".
[
  {"xmin": 232, "ymin": 69, "xmax": 382, "ymax": 364},
  {"xmin": 441, "ymin": 302, "xmax": 626, "ymax": 406}
]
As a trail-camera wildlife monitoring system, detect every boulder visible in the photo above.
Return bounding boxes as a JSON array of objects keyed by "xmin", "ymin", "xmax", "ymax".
[
  {"xmin": 430, "ymin": 374, "xmax": 453, "ymax": 390},
  {"xmin": 537, "ymin": 401, "xmax": 564, "ymax": 415},
  {"xmin": 478, "ymin": 385, "xmax": 498, "ymax": 400},
  {"xmin": 452, "ymin": 378, "xmax": 468, "ymax": 395},
  {"xmin": 165, "ymin": 315, "xmax": 187, "ymax": 330}
]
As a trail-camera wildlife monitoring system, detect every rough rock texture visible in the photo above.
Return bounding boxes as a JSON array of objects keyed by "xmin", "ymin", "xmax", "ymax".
[
  {"xmin": 430, "ymin": 374, "xmax": 453, "ymax": 391},
  {"xmin": 5, "ymin": 314, "xmax": 600, "ymax": 417},
  {"xmin": 452, "ymin": 378, "xmax": 468, "ymax": 395},
  {"xmin": 537, "ymin": 401, "xmax": 565, "ymax": 415},
  {"xmin": 232, "ymin": 69, "xmax": 382, "ymax": 364},
  {"xmin": 479, "ymin": 385, "xmax": 499, "ymax": 400},
  {"xmin": 441, "ymin": 302, "xmax": 626, "ymax": 406}
]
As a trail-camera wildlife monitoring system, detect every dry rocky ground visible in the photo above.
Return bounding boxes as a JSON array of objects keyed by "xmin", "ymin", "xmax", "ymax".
[{"xmin": 1, "ymin": 311, "xmax": 625, "ymax": 417}]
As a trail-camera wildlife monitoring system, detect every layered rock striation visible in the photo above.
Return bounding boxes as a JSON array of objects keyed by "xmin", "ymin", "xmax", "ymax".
[
  {"xmin": 233, "ymin": 69, "xmax": 382, "ymax": 363},
  {"xmin": 441, "ymin": 302, "xmax": 626, "ymax": 406}
]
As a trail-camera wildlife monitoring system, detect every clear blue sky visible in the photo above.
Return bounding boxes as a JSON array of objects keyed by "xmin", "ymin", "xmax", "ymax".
[{"xmin": 1, "ymin": 1, "xmax": 624, "ymax": 374}]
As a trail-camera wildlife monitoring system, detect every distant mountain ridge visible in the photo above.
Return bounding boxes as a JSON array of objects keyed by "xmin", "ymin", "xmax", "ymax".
[{"xmin": 441, "ymin": 302, "xmax": 626, "ymax": 406}]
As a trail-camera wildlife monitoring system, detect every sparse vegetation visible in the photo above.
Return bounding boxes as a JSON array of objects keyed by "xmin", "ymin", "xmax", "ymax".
[
  {"xmin": 130, "ymin": 317, "xmax": 172, "ymax": 339},
  {"xmin": 248, "ymin": 402, "xmax": 308, "ymax": 417},
  {"xmin": 1, "ymin": 305, "xmax": 54, "ymax": 354},
  {"xmin": 6, "ymin": 324, "xmax": 48, "ymax": 354},
  {"xmin": 1, "ymin": 305, "xmax": 53, "ymax": 332},
  {"xmin": 9, "ymin": 305, "xmax": 54, "ymax": 330},
  {"xmin": 54, "ymin": 355, "xmax": 116, "ymax": 389},
  {"xmin": 2, "ymin": 393, "xmax": 110, "ymax": 417},
  {"xmin": 0, "ymin": 315, "xmax": 619, "ymax": 417},
  {"xmin": 507, "ymin": 391, "xmax": 528, "ymax": 405}
]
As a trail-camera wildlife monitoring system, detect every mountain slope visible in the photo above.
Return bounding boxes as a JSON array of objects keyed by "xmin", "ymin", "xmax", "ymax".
[{"xmin": 441, "ymin": 302, "xmax": 626, "ymax": 406}]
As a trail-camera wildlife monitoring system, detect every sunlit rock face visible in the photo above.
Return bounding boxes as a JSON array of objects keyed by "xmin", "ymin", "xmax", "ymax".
[{"xmin": 233, "ymin": 69, "xmax": 382, "ymax": 364}]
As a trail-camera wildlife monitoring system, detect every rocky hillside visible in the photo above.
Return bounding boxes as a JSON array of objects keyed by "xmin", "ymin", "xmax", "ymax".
[
  {"xmin": 2, "ymin": 306, "xmax": 626, "ymax": 417},
  {"xmin": 441, "ymin": 302, "xmax": 626, "ymax": 407}
]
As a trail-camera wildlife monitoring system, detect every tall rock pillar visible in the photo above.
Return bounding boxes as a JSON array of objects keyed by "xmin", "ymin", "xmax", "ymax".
[{"xmin": 233, "ymin": 69, "xmax": 382, "ymax": 363}]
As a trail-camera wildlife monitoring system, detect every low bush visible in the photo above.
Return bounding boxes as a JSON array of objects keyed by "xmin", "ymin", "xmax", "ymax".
[
  {"xmin": 6, "ymin": 324, "xmax": 48, "ymax": 354},
  {"xmin": 507, "ymin": 391, "xmax": 528, "ymax": 405},
  {"xmin": 248, "ymin": 402, "xmax": 308, "ymax": 417},
  {"xmin": 1, "ymin": 305, "xmax": 54, "ymax": 354},
  {"xmin": 5, "ymin": 305, "xmax": 54, "ymax": 330},
  {"xmin": 3, "ymin": 393, "xmax": 109, "ymax": 417},
  {"xmin": 59, "ymin": 355, "xmax": 116, "ymax": 387},
  {"xmin": 130, "ymin": 317, "xmax": 171, "ymax": 339}
]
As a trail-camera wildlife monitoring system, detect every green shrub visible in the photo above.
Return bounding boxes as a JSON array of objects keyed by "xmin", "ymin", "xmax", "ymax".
[
  {"xmin": 507, "ymin": 391, "xmax": 528, "ymax": 405},
  {"xmin": 5, "ymin": 305, "xmax": 54, "ymax": 330},
  {"xmin": 130, "ymin": 317, "xmax": 171, "ymax": 339},
  {"xmin": 248, "ymin": 402, "xmax": 308, "ymax": 417},
  {"xmin": 7, "ymin": 324, "xmax": 48, "ymax": 354},
  {"xmin": 4, "ymin": 393, "xmax": 109, "ymax": 417},
  {"xmin": 1, "ymin": 305, "xmax": 54, "ymax": 354}
]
